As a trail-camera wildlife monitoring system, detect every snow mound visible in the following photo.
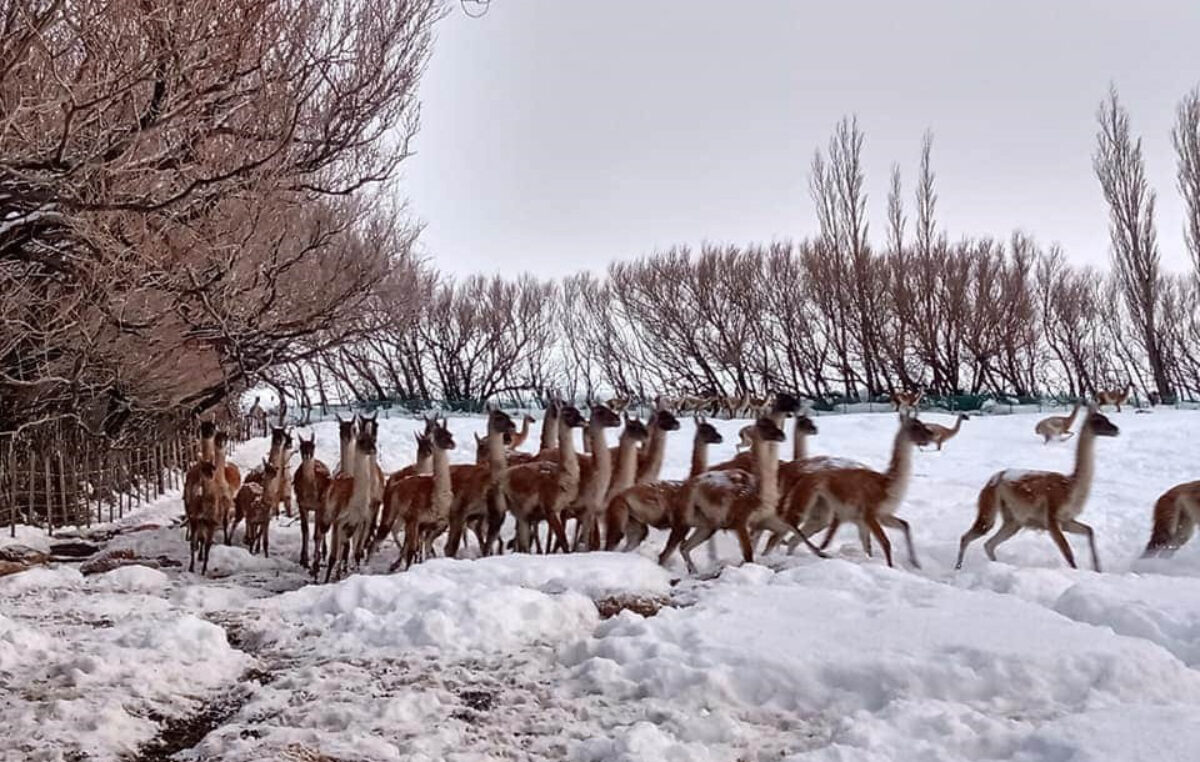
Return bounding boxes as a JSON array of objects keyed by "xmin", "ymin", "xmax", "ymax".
[
  {"xmin": 1052, "ymin": 573, "xmax": 1200, "ymax": 666},
  {"xmin": 269, "ymin": 554, "xmax": 670, "ymax": 656},
  {"xmin": 89, "ymin": 564, "xmax": 170, "ymax": 593},
  {"xmin": 0, "ymin": 564, "xmax": 83, "ymax": 593},
  {"xmin": 566, "ymin": 560, "xmax": 1200, "ymax": 759}
]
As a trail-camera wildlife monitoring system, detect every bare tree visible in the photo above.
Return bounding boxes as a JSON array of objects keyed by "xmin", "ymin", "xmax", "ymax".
[
  {"xmin": 1173, "ymin": 87, "xmax": 1200, "ymax": 283},
  {"xmin": 1094, "ymin": 86, "xmax": 1171, "ymax": 398}
]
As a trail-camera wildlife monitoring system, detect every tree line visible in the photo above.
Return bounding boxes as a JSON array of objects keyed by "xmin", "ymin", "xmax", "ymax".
[
  {"xmin": 275, "ymin": 90, "xmax": 1200, "ymax": 410},
  {"xmin": 4, "ymin": 1, "xmax": 1199, "ymax": 444}
]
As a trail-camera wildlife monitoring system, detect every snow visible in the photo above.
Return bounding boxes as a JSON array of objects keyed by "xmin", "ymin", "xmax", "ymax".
[{"xmin": 2, "ymin": 407, "xmax": 1199, "ymax": 761}]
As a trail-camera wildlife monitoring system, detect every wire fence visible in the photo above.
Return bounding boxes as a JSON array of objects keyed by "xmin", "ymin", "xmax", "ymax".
[{"xmin": 0, "ymin": 414, "xmax": 246, "ymax": 535}]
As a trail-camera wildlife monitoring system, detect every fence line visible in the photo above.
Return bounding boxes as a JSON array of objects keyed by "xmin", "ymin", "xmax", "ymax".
[{"xmin": 1, "ymin": 414, "xmax": 245, "ymax": 535}]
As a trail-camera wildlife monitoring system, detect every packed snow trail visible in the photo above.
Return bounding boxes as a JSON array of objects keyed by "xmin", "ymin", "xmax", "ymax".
[{"xmin": 2, "ymin": 408, "xmax": 1199, "ymax": 761}]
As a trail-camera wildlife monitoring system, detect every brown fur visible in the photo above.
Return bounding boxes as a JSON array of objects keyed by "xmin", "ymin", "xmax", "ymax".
[
  {"xmin": 657, "ymin": 418, "xmax": 806, "ymax": 573},
  {"xmin": 501, "ymin": 405, "xmax": 587, "ymax": 553},
  {"xmin": 1034, "ymin": 402, "xmax": 1081, "ymax": 444},
  {"xmin": 1143, "ymin": 481, "xmax": 1200, "ymax": 558},
  {"xmin": 444, "ymin": 409, "xmax": 518, "ymax": 558},
  {"xmin": 293, "ymin": 434, "xmax": 332, "ymax": 569},
  {"xmin": 187, "ymin": 462, "xmax": 222, "ymax": 575},
  {"xmin": 1096, "ymin": 383, "xmax": 1133, "ymax": 412},
  {"xmin": 774, "ymin": 415, "xmax": 936, "ymax": 567},
  {"xmin": 603, "ymin": 418, "xmax": 721, "ymax": 552},
  {"xmin": 922, "ymin": 414, "xmax": 968, "ymax": 451},
  {"xmin": 955, "ymin": 408, "xmax": 1119, "ymax": 571}
]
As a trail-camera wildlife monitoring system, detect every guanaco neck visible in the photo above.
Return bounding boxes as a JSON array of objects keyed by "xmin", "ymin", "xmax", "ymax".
[
  {"xmin": 339, "ymin": 435, "xmax": 356, "ymax": 474},
  {"xmin": 637, "ymin": 421, "xmax": 668, "ymax": 483},
  {"xmin": 884, "ymin": 425, "xmax": 917, "ymax": 500},
  {"xmin": 487, "ymin": 425, "xmax": 508, "ymax": 483},
  {"xmin": 200, "ymin": 435, "xmax": 215, "ymax": 464},
  {"xmin": 431, "ymin": 443, "xmax": 453, "ymax": 508},
  {"xmin": 539, "ymin": 409, "xmax": 559, "ymax": 453},
  {"xmin": 588, "ymin": 420, "xmax": 612, "ymax": 488},
  {"xmin": 752, "ymin": 436, "xmax": 781, "ymax": 512},
  {"xmin": 1068, "ymin": 423, "xmax": 1098, "ymax": 505},
  {"xmin": 949, "ymin": 417, "xmax": 964, "ymax": 436},
  {"xmin": 792, "ymin": 418, "xmax": 808, "ymax": 461},
  {"xmin": 348, "ymin": 446, "xmax": 372, "ymax": 509},
  {"xmin": 688, "ymin": 434, "xmax": 711, "ymax": 478},
  {"xmin": 609, "ymin": 432, "xmax": 642, "ymax": 497},
  {"xmin": 213, "ymin": 444, "xmax": 229, "ymax": 490},
  {"xmin": 557, "ymin": 421, "xmax": 580, "ymax": 485},
  {"xmin": 299, "ymin": 456, "xmax": 316, "ymax": 481},
  {"xmin": 1063, "ymin": 403, "xmax": 1081, "ymax": 426},
  {"xmin": 414, "ymin": 449, "xmax": 433, "ymax": 475}
]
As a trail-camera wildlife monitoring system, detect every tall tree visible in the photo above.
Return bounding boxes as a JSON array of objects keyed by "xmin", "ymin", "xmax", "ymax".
[{"xmin": 1094, "ymin": 86, "xmax": 1171, "ymax": 398}]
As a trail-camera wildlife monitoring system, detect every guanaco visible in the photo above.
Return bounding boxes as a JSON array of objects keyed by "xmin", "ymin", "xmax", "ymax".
[
  {"xmin": 955, "ymin": 405, "xmax": 1119, "ymax": 571},
  {"xmin": 442, "ymin": 408, "xmax": 519, "ymax": 559},
  {"xmin": 212, "ymin": 432, "xmax": 241, "ymax": 543},
  {"xmin": 774, "ymin": 414, "xmax": 936, "ymax": 567},
  {"xmin": 187, "ymin": 462, "xmax": 223, "ymax": 575},
  {"xmin": 922, "ymin": 414, "xmax": 968, "ymax": 451},
  {"xmin": 294, "ymin": 433, "xmax": 331, "ymax": 570},
  {"xmin": 659, "ymin": 417, "xmax": 814, "ymax": 573},
  {"xmin": 1096, "ymin": 383, "xmax": 1134, "ymax": 412},
  {"xmin": 604, "ymin": 417, "xmax": 720, "ymax": 552},
  {"xmin": 892, "ymin": 389, "xmax": 923, "ymax": 414},
  {"xmin": 183, "ymin": 421, "xmax": 218, "ymax": 535},
  {"xmin": 371, "ymin": 419, "xmax": 436, "ymax": 559},
  {"xmin": 1143, "ymin": 480, "xmax": 1200, "ymax": 558},
  {"xmin": 1035, "ymin": 402, "xmax": 1081, "ymax": 444},
  {"xmin": 501, "ymin": 404, "xmax": 587, "ymax": 553},
  {"xmin": 394, "ymin": 419, "xmax": 457, "ymax": 570},
  {"xmin": 322, "ymin": 427, "xmax": 378, "ymax": 582},
  {"xmin": 236, "ymin": 458, "xmax": 279, "ymax": 557},
  {"xmin": 506, "ymin": 413, "xmax": 537, "ymax": 450},
  {"xmin": 562, "ymin": 403, "xmax": 623, "ymax": 551},
  {"xmin": 632, "ymin": 403, "xmax": 682, "ymax": 483},
  {"xmin": 537, "ymin": 399, "xmax": 561, "ymax": 455}
]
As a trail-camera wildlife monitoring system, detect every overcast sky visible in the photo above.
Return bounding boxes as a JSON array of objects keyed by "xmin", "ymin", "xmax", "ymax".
[{"xmin": 401, "ymin": 0, "xmax": 1200, "ymax": 279}]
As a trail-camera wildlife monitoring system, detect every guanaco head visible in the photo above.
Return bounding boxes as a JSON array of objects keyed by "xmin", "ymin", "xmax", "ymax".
[
  {"xmin": 794, "ymin": 414, "xmax": 818, "ymax": 436},
  {"xmin": 559, "ymin": 405, "xmax": 587, "ymax": 429},
  {"xmin": 199, "ymin": 420, "xmax": 216, "ymax": 439},
  {"xmin": 900, "ymin": 415, "xmax": 936, "ymax": 447},
  {"xmin": 355, "ymin": 428, "xmax": 377, "ymax": 457},
  {"xmin": 260, "ymin": 458, "xmax": 279, "ymax": 481},
  {"xmin": 621, "ymin": 415, "xmax": 650, "ymax": 444},
  {"xmin": 523, "ymin": 413, "xmax": 536, "ymax": 424},
  {"xmin": 414, "ymin": 431, "xmax": 433, "ymax": 459},
  {"xmin": 694, "ymin": 417, "xmax": 723, "ymax": 445},
  {"xmin": 473, "ymin": 432, "xmax": 489, "ymax": 463},
  {"xmin": 771, "ymin": 392, "xmax": 802, "ymax": 416},
  {"xmin": 431, "ymin": 419, "xmax": 456, "ymax": 451},
  {"xmin": 589, "ymin": 403, "xmax": 622, "ymax": 429},
  {"xmin": 298, "ymin": 435, "xmax": 316, "ymax": 462},
  {"xmin": 337, "ymin": 415, "xmax": 355, "ymax": 444},
  {"xmin": 358, "ymin": 412, "xmax": 379, "ymax": 444},
  {"xmin": 1084, "ymin": 406, "xmax": 1120, "ymax": 437},
  {"xmin": 752, "ymin": 417, "xmax": 786, "ymax": 443},
  {"xmin": 270, "ymin": 426, "xmax": 287, "ymax": 449},
  {"xmin": 213, "ymin": 431, "xmax": 228, "ymax": 453},
  {"xmin": 487, "ymin": 408, "xmax": 518, "ymax": 438},
  {"xmin": 652, "ymin": 408, "xmax": 681, "ymax": 432}
]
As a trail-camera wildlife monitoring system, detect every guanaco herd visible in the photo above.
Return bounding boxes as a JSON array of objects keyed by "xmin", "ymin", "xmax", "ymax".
[{"xmin": 180, "ymin": 385, "xmax": 1198, "ymax": 580}]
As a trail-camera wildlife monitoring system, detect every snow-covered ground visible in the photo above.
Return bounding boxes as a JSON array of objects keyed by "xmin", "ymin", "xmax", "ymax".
[{"xmin": 3, "ymin": 408, "xmax": 1199, "ymax": 761}]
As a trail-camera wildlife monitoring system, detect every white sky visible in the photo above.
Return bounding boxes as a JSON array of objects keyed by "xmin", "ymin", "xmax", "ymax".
[{"xmin": 401, "ymin": 0, "xmax": 1200, "ymax": 279}]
